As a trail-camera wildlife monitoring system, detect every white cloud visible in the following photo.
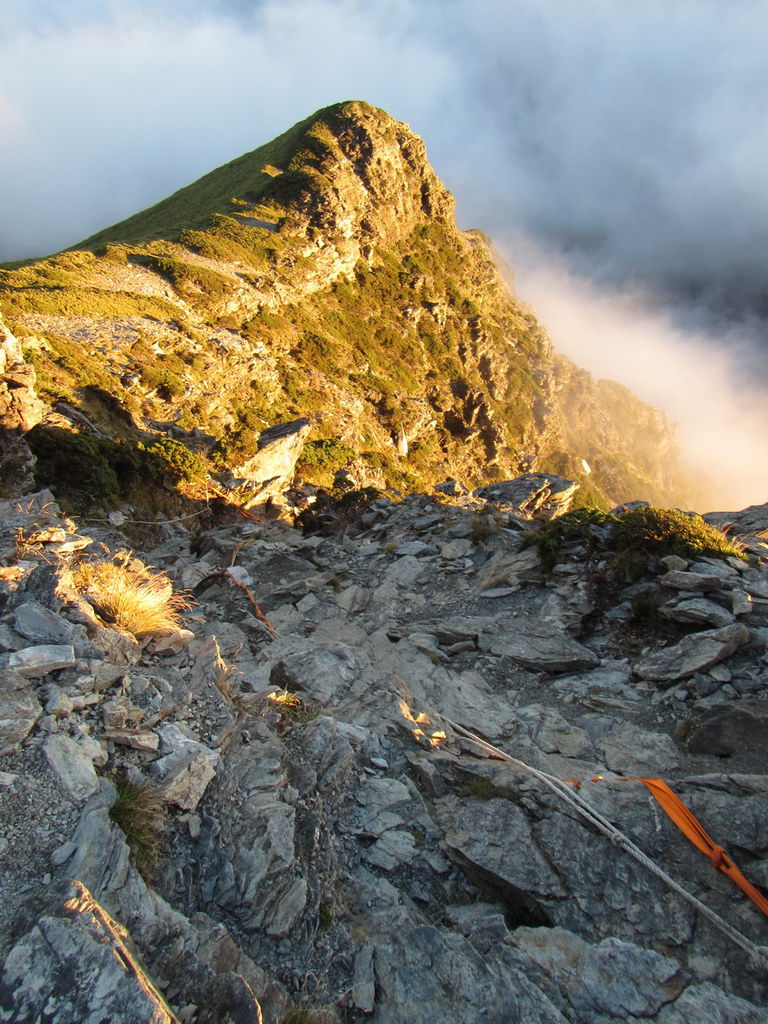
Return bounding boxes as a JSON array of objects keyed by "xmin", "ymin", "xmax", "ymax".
[{"xmin": 504, "ymin": 236, "xmax": 768, "ymax": 509}]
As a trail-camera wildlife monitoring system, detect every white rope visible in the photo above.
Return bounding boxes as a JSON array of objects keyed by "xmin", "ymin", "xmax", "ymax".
[
  {"xmin": 440, "ymin": 715, "xmax": 768, "ymax": 969},
  {"xmin": 81, "ymin": 507, "xmax": 211, "ymax": 526}
]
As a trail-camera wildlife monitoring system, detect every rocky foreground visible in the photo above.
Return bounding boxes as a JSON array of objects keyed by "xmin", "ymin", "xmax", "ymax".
[{"xmin": 1, "ymin": 485, "xmax": 768, "ymax": 1022}]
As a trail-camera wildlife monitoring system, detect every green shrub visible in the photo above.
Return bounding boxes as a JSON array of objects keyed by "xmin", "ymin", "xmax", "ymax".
[
  {"xmin": 27, "ymin": 426, "xmax": 142, "ymax": 509},
  {"xmin": 143, "ymin": 437, "xmax": 207, "ymax": 482},
  {"xmin": 610, "ymin": 506, "xmax": 746, "ymax": 563},
  {"xmin": 524, "ymin": 504, "xmax": 745, "ymax": 577},
  {"xmin": 297, "ymin": 439, "xmax": 355, "ymax": 475},
  {"xmin": 523, "ymin": 508, "xmax": 612, "ymax": 571},
  {"xmin": 135, "ymin": 362, "xmax": 185, "ymax": 400}
]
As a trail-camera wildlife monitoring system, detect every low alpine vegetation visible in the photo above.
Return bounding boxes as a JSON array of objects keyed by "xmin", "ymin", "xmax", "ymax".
[
  {"xmin": 524, "ymin": 505, "xmax": 745, "ymax": 574},
  {"xmin": 610, "ymin": 505, "xmax": 746, "ymax": 562},
  {"xmin": 109, "ymin": 778, "xmax": 165, "ymax": 882},
  {"xmin": 68, "ymin": 552, "xmax": 191, "ymax": 636}
]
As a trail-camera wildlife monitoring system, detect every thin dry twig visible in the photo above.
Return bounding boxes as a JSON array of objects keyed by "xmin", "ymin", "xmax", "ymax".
[{"xmin": 198, "ymin": 569, "xmax": 279, "ymax": 639}]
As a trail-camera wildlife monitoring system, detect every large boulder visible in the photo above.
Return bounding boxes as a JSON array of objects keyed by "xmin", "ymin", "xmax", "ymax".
[
  {"xmin": 474, "ymin": 474, "xmax": 579, "ymax": 519},
  {"xmin": 229, "ymin": 418, "xmax": 311, "ymax": 506}
]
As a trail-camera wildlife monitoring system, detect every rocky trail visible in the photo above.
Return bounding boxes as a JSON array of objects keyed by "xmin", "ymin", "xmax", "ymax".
[{"xmin": 1, "ymin": 482, "xmax": 768, "ymax": 1023}]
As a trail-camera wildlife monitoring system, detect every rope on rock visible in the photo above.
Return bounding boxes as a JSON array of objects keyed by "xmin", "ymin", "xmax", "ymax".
[
  {"xmin": 632, "ymin": 778, "xmax": 768, "ymax": 919},
  {"xmin": 439, "ymin": 715, "xmax": 768, "ymax": 970}
]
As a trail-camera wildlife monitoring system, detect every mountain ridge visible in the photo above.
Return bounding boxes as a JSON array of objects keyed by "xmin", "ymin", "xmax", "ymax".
[{"xmin": 0, "ymin": 100, "xmax": 694, "ymax": 513}]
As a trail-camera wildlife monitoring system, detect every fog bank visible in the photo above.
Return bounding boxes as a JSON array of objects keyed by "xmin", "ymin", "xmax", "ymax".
[{"xmin": 502, "ymin": 238, "xmax": 768, "ymax": 511}]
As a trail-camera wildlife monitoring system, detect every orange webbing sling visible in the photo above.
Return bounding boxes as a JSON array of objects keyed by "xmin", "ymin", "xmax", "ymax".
[{"xmin": 635, "ymin": 777, "xmax": 768, "ymax": 918}]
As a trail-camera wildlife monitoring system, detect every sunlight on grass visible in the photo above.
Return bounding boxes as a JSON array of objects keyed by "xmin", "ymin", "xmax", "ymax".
[{"xmin": 69, "ymin": 553, "xmax": 191, "ymax": 636}]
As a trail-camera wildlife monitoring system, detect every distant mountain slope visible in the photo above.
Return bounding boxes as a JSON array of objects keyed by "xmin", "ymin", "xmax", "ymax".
[{"xmin": 0, "ymin": 100, "xmax": 693, "ymax": 510}]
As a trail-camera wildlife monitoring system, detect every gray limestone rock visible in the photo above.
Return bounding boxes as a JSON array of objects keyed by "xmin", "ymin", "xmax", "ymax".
[
  {"xmin": 0, "ymin": 669, "xmax": 42, "ymax": 752},
  {"xmin": 154, "ymin": 750, "xmax": 217, "ymax": 811},
  {"xmin": 372, "ymin": 921, "xmax": 567, "ymax": 1024},
  {"xmin": 197, "ymin": 731, "xmax": 304, "ymax": 938},
  {"xmin": 300, "ymin": 714, "xmax": 355, "ymax": 791},
  {"xmin": 187, "ymin": 636, "xmax": 236, "ymax": 747},
  {"xmin": 351, "ymin": 944, "xmax": 376, "ymax": 1014},
  {"xmin": 483, "ymin": 617, "xmax": 600, "ymax": 672},
  {"xmin": 635, "ymin": 623, "xmax": 749, "ymax": 683},
  {"xmin": 336, "ymin": 583, "xmax": 370, "ymax": 613},
  {"xmin": 657, "ymin": 982, "xmax": 768, "ymax": 1023},
  {"xmin": 510, "ymin": 927, "xmax": 686, "ymax": 1020},
  {"xmin": 0, "ymin": 880, "xmax": 176, "ymax": 1024},
  {"xmin": 475, "ymin": 547, "xmax": 541, "ymax": 591},
  {"xmin": 43, "ymin": 735, "xmax": 100, "ymax": 803},
  {"xmin": 229, "ymin": 417, "xmax": 311, "ymax": 504},
  {"xmin": 596, "ymin": 722, "xmax": 681, "ymax": 775},
  {"xmin": 13, "ymin": 602, "xmax": 73, "ymax": 644},
  {"xmin": 529, "ymin": 707, "xmax": 595, "ymax": 759},
  {"xmin": 658, "ymin": 569, "xmax": 733, "ymax": 592},
  {"xmin": 364, "ymin": 829, "xmax": 418, "ymax": 871},
  {"xmin": 661, "ymin": 597, "xmax": 735, "ymax": 629},
  {"xmin": 474, "ymin": 474, "xmax": 579, "ymax": 519},
  {"xmin": 686, "ymin": 700, "xmax": 768, "ymax": 756},
  {"xmin": 55, "ymin": 782, "xmax": 276, "ymax": 1022},
  {"xmin": 270, "ymin": 640, "xmax": 363, "ymax": 705},
  {"xmin": 7, "ymin": 644, "xmax": 76, "ymax": 678}
]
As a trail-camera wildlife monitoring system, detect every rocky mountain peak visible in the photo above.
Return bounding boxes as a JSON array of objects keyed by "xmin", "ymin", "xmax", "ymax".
[{"xmin": 282, "ymin": 101, "xmax": 455, "ymax": 245}]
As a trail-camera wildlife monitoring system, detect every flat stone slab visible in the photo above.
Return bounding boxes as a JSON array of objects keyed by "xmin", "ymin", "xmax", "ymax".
[
  {"xmin": 43, "ymin": 734, "xmax": 100, "ymax": 802},
  {"xmin": 13, "ymin": 602, "xmax": 72, "ymax": 644},
  {"xmin": 661, "ymin": 597, "xmax": 734, "ymax": 629},
  {"xmin": 635, "ymin": 623, "xmax": 748, "ymax": 683},
  {"xmin": 7, "ymin": 644, "xmax": 76, "ymax": 678},
  {"xmin": 483, "ymin": 618, "xmax": 600, "ymax": 673},
  {"xmin": 658, "ymin": 570, "xmax": 732, "ymax": 593}
]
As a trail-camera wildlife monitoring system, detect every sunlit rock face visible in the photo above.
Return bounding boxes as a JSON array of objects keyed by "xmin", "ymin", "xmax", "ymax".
[
  {"xmin": 0, "ymin": 101, "xmax": 692, "ymax": 511},
  {"xmin": 0, "ymin": 880, "xmax": 178, "ymax": 1024}
]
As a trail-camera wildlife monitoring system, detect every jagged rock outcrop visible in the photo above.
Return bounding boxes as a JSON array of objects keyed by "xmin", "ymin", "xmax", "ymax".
[
  {"xmin": 0, "ymin": 318, "xmax": 44, "ymax": 495},
  {"xmin": 1, "ymin": 486, "xmax": 767, "ymax": 1021},
  {"xmin": 228, "ymin": 417, "xmax": 311, "ymax": 508},
  {"xmin": 0, "ymin": 880, "xmax": 178, "ymax": 1024}
]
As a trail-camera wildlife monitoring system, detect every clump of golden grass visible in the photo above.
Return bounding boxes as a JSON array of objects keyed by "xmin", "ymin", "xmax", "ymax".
[{"xmin": 69, "ymin": 552, "xmax": 191, "ymax": 636}]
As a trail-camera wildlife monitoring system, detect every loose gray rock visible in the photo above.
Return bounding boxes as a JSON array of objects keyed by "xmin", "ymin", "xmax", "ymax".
[
  {"xmin": 635, "ymin": 623, "xmax": 749, "ymax": 683},
  {"xmin": 484, "ymin": 618, "xmax": 600, "ymax": 672},
  {"xmin": 351, "ymin": 944, "xmax": 376, "ymax": 1014},
  {"xmin": 686, "ymin": 700, "xmax": 768, "ymax": 756},
  {"xmin": 13, "ymin": 602, "xmax": 73, "ymax": 644},
  {"xmin": 0, "ymin": 669, "xmax": 42, "ymax": 752},
  {"xmin": 7, "ymin": 645, "xmax": 76, "ymax": 678},
  {"xmin": 661, "ymin": 597, "xmax": 735, "ymax": 629},
  {"xmin": 43, "ymin": 735, "xmax": 100, "ymax": 803}
]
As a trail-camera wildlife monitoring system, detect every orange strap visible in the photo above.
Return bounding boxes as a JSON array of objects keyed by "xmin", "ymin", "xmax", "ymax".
[
  {"xmin": 567, "ymin": 774, "xmax": 768, "ymax": 917},
  {"xmin": 636, "ymin": 777, "xmax": 768, "ymax": 918}
]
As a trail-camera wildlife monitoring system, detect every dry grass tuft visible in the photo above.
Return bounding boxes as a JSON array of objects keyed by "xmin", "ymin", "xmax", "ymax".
[{"xmin": 69, "ymin": 552, "xmax": 191, "ymax": 636}]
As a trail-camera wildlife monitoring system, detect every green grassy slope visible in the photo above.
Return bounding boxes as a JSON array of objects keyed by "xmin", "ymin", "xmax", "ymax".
[{"xmin": 76, "ymin": 101, "xmax": 370, "ymax": 251}]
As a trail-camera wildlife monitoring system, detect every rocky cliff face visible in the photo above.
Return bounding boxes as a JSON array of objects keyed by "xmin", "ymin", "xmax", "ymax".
[
  {"xmin": 1, "ymin": 489, "xmax": 767, "ymax": 1022},
  {"xmin": 0, "ymin": 101, "xmax": 692, "ymax": 514}
]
